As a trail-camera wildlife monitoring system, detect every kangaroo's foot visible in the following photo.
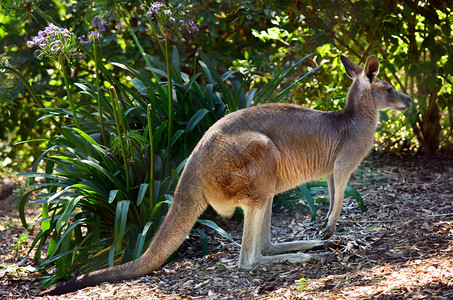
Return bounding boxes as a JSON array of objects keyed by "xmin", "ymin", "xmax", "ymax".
[
  {"xmin": 239, "ymin": 252, "xmax": 332, "ymax": 270},
  {"xmin": 262, "ymin": 240, "xmax": 329, "ymax": 255},
  {"xmin": 321, "ymin": 223, "xmax": 336, "ymax": 240}
]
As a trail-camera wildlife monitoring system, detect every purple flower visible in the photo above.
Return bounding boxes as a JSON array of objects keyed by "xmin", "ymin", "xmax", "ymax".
[
  {"xmin": 87, "ymin": 30, "xmax": 101, "ymax": 42},
  {"xmin": 180, "ymin": 18, "xmax": 199, "ymax": 34},
  {"xmin": 146, "ymin": 2, "xmax": 165, "ymax": 17},
  {"xmin": 78, "ymin": 35, "xmax": 88, "ymax": 45},
  {"xmin": 85, "ymin": 14, "xmax": 120, "ymax": 44},
  {"xmin": 27, "ymin": 24, "xmax": 82, "ymax": 62},
  {"xmin": 91, "ymin": 15, "xmax": 112, "ymax": 32},
  {"xmin": 142, "ymin": 1, "xmax": 199, "ymax": 41},
  {"xmin": 105, "ymin": 148, "xmax": 114, "ymax": 156}
]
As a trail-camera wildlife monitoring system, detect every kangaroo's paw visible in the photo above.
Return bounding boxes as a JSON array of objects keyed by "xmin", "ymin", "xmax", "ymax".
[
  {"xmin": 321, "ymin": 223, "xmax": 336, "ymax": 240},
  {"xmin": 262, "ymin": 240, "xmax": 330, "ymax": 255},
  {"xmin": 238, "ymin": 251, "xmax": 333, "ymax": 270},
  {"xmin": 259, "ymin": 252, "xmax": 333, "ymax": 265}
]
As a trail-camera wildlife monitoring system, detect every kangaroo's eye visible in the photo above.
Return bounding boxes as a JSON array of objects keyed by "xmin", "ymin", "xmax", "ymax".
[{"xmin": 386, "ymin": 88, "xmax": 393, "ymax": 94}]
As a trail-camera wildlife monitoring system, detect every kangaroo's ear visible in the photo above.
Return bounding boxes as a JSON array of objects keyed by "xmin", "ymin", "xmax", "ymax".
[
  {"xmin": 364, "ymin": 56, "xmax": 380, "ymax": 82},
  {"xmin": 340, "ymin": 55, "xmax": 362, "ymax": 79}
]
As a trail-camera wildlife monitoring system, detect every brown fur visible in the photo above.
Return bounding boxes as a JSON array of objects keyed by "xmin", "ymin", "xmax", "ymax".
[{"xmin": 41, "ymin": 55, "xmax": 411, "ymax": 295}]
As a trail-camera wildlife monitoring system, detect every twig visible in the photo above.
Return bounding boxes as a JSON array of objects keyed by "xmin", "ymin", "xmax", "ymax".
[
  {"xmin": 354, "ymin": 219, "xmax": 403, "ymax": 223},
  {"xmin": 370, "ymin": 232, "xmax": 387, "ymax": 247},
  {"xmin": 414, "ymin": 213, "xmax": 453, "ymax": 219}
]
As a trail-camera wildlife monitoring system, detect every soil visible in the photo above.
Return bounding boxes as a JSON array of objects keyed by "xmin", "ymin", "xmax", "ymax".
[{"xmin": 1, "ymin": 151, "xmax": 452, "ymax": 299}]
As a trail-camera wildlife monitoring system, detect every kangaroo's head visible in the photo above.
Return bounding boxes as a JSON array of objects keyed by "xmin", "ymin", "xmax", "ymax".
[{"xmin": 340, "ymin": 55, "xmax": 412, "ymax": 111}]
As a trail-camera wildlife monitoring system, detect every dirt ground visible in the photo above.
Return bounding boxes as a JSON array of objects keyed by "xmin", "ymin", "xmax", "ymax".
[{"xmin": 1, "ymin": 151, "xmax": 452, "ymax": 299}]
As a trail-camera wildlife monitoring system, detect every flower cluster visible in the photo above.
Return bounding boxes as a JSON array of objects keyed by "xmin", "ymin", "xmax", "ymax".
[
  {"xmin": 80, "ymin": 14, "xmax": 122, "ymax": 44},
  {"xmin": 79, "ymin": 15, "xmax": 111, "ymax": 44},
  {"xmin": 27, "ymin": 24, "xmax": 82, "ymax": 63},
  {"xmin": 142, "ymin": 2, "xmax": 198, "ymax": 42},
  {"xmin": 91, "ymin": 15, "xmax": 113, "ymax": 32},
  {"xmin": 86, "ymin": 30, "xmax": 102, "ymax": 43}
]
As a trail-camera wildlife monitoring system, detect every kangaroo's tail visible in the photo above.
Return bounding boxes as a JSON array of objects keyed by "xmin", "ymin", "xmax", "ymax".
[{"xmin": 40, "ymin": 181, "xmax": 207, "ymax": 296}]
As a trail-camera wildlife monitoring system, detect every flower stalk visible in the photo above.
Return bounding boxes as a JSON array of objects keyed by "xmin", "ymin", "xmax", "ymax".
[
  {"xmin": 164, "ymin": 36, "xmax": 173, "ymax": 175},
  {"xmin": 109, "ymin": 86, "xmax": 130, "ymax": 190},
  {"xmin": 60, "ymin": 59, "xmax": 80, "ymax": 129},
  {"xmin": 142, "ymin": 1, "xmax": 199, "ymax": 175},
  {"xmin": 93, "ymin": 41, "xmax": 108, "ymax": 143},
  {"xmin": 146, "ymin": 104, "xmax": 154, "ymax": 208}
]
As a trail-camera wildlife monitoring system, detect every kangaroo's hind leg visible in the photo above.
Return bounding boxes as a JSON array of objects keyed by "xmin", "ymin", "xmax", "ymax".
[
  {"xmin": 238, "ymin": 196, "xmax": 328, "ymax": 270},
  {"xmin": 260, "ymin": 195, "xmax": 328, "ymax": 256}
]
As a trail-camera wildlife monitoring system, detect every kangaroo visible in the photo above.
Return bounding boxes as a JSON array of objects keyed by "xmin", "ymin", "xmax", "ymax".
[{"xmin": 41, "ymin": 55, "xmax": 411, "ymax": 295}]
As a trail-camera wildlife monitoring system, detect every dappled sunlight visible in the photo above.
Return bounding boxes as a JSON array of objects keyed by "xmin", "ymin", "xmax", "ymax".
[{"xmin": 288, "ymin": 223, "xmax": 453, "ymax": 299}]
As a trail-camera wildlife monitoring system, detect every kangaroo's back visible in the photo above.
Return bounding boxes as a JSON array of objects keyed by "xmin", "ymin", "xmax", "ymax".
[{"xmin": 196, "ymin": 103, "xmax": 368, "ymax": 194}]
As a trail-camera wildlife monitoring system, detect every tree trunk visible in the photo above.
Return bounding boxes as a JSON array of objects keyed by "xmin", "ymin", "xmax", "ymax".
[{"xmin": 419, "ymin": 88, "xmax": 442, "ymax": 154}]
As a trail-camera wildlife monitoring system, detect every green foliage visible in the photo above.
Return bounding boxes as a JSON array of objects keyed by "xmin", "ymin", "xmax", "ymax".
[
  {"xmin": 263, "ymin": 1, "xmax": 452, "ymax": 152},
  {"xmin": 295, "ymin": 277, "xmax": 309, "ymax": 292},
  {"xmin": 195, "ymin": 219, "xmax": 237, "ymax": 255},
  {"xmin": 0, "ymin": 71, "xmax": 15, "ymax": 109},
  {"xmin": 11, "ymin": 233, "xmax": 28, "ymax": 252}
]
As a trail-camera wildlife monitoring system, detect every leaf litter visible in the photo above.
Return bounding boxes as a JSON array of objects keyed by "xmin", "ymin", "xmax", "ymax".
[{"xmin": 1, "ymin": 151, "xmax": 452, "ymax": 299}]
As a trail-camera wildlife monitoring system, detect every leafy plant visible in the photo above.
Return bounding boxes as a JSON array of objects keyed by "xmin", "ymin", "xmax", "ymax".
[
  {"xmin": 11, "ymin": 233, "xmax": 29, "ymax": 259},
  {"xmin": 295, "ymin": 277, "xmax": 309, "ymax": 292}
]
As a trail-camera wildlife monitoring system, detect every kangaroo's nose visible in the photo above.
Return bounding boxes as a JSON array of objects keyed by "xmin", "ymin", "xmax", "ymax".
[
  {"xmin": 399, "ymin": 91, "xmax": 412, "ymax": 108},
  {"xmin": 406, "ymin": 95, "xmax": 412, "ymax": 108}
]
